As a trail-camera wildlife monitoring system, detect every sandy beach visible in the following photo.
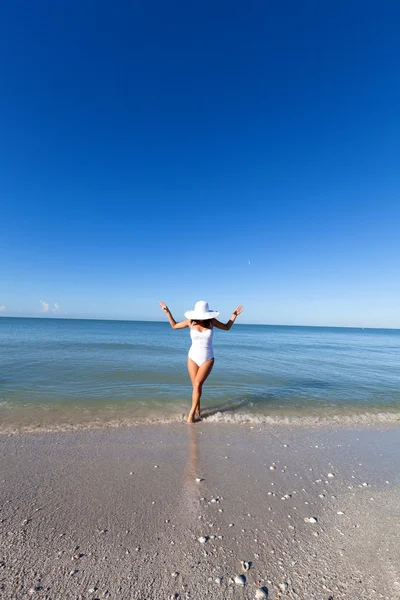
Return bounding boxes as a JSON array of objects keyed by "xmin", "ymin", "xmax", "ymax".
[{"xmin": 0, "ymin": 423, "xmax": 399, "ymax": 600}]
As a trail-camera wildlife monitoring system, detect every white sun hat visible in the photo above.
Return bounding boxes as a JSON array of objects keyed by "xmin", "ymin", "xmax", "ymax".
[{"xmin": 184, "ymin": 300, "xmax": 219, "ymax": 320}]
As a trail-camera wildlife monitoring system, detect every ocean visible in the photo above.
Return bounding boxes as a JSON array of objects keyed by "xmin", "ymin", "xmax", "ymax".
[{"xmin": 0, "ymin": 317, "xmax": 399, "ymax": 432}]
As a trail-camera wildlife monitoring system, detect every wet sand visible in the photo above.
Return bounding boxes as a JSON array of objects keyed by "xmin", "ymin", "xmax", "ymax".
[{"xmin": 0, "ymin": 424, "xmax": 399, "ymax": 600}]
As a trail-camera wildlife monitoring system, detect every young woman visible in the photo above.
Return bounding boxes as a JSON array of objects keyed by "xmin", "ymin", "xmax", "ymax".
[{"xmin": 159, "ymin": 300, "xmax": 244, "ymax": 423}]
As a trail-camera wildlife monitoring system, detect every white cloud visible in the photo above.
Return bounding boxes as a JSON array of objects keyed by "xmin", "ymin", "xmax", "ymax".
[
  {"xmin": 40, "ymin": 300, "xmax": 50, "ymax": 313},
  {"xmin": 52, "ymin": 303, "xmax": 60, "ymax": 313},
  {"xmin": 0, "ymin": 305, "xmax": 5, "ymax": 311}
]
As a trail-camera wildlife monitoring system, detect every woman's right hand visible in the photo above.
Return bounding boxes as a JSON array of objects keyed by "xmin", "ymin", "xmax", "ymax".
[{"xmin": 159, "ymin": 301, "xmax": 169, "ymax": 313}]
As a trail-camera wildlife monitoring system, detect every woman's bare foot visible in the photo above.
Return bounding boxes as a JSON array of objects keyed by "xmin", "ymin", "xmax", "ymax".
[{"xmin": 188, "ymin": 411, "xmax": 203, "ymax": 423}]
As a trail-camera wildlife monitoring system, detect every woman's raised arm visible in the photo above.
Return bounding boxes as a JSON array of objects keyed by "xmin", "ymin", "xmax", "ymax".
[
  {"xmin": 212, "ymin": 305, "xmax": 244, "ymax": 331},
  {"xmin": 159, "ymin": 301, "xmax": 189, "ymax": 330}
]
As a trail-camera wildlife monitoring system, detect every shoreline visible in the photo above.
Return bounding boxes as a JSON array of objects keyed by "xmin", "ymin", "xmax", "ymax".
[
  {"xmin": 1, "ymin": 423, "xmax": 399, "ymax": 599},
  {"xmin": 0, "ymin": 407, "xmax": 399, "ymax": 436}
]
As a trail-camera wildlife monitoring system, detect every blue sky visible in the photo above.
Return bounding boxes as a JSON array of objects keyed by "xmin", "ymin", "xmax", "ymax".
[{"xmin": 1, "ymin": 1, "xmax": 399, "ymax": 327}]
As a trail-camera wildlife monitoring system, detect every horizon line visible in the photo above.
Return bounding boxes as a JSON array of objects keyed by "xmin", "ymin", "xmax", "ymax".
[{"xmin": 0, "ymin": 315, "xmax": 399, "ymax": 331}]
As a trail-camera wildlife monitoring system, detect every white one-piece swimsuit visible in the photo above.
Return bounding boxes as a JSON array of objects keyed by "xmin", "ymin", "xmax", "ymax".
[{"xmin": 188, "ymin": 326, "xmax": 214, "ymax": 366}]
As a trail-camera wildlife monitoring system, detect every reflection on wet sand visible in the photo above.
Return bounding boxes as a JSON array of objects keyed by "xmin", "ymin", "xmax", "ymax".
[{"xmin": 182, "ymin": 426, "xmax": 203, "ymax": 518}]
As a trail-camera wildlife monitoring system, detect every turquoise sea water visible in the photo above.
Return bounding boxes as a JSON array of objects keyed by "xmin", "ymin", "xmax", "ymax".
[{"xmin": 0, "ymin": 317, "xmax": 399, "ymax": 432}]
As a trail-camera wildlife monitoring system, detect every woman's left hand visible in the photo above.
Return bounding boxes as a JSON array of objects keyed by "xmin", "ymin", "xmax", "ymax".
[
  {"xmin": 159, "ymin": 301, "xmax": 169, "ymax": 313},
  {"xmin": 233, "ymin": 305, "xmax": 244, "ymax": 316}
]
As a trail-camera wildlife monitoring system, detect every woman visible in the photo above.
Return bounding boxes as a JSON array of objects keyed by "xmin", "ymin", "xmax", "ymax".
[{"xmin": 159, "ymin": 300, "xmax": 244, "ymax": 423}]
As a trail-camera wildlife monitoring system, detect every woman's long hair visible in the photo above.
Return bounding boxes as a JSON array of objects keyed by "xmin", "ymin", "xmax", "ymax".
[{"xmin": 190, "ymin": 319, "xmax": 212, "ymax": 328}]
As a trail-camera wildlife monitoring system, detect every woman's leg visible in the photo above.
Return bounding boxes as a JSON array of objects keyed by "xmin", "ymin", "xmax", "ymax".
[
  {"xmin": 187, "ymin": 358, "xmax": 199, "ymax": 414},
  {"xmin": 187, "ymin": 357, "xmax": 214, "ymax": 423}
]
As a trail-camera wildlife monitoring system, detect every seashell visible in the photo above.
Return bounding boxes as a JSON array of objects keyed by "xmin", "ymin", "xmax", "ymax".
[
  {"xmin": 337, "ymin": 511, "xmax": 345, "ymax": 515},
  {"xmin": 171, "ymin": 572, "xmax": 179, "ymax": 578},
  {"xmin": 215, "ymin": 577, "xmax": 222, "ymax": 585},
  {"xmin": 327, "ymin": 472, "xmax": 335, "ymax": 478},
  {"xmin": 255, "ymin": 587, "xmax": 269, "ymax": 599},
  {"xmin": 195, "ymin": 477, "xmax": 204, "ymax": 482},
  {"xmin": 279, "ymin": 581, "xmax": 289, "ymax": 592},
  {"xmin": 234, "ymin": 574, "xmax": 246, "ymax": 585},
  {"xmin": 241, "ymin": 561, "xmax": 251, "ymax": 571},
  {"xmin": 72, "ymin": 553, "xmax": 84, "ymax": 560},
  {"xmin": 269, "ymin": 465, "xmax": 276, "ymax": 470},
  {"xmin": 198, "ymin": 536, "xmax": 208, "ymax": 544},
  {"xmin": 304, "ymin": 517, "xmax": 318, "ymax": 523}
]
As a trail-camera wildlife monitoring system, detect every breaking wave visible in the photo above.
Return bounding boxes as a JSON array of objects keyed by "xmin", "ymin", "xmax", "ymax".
[{"xmin": 0, "ymin": 408, "xmax": 399, "ymax": 435}]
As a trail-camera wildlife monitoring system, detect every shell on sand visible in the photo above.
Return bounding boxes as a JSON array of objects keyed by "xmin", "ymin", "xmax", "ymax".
[
  {"xmin": 234, "ymin": 574, "xmax": 246, "ymax": 585},
  {"xmin": 255, "ymin": 587, "xmax": 269, "ymax": 599},
  {"xmin": 198, "ymin": 536, "xmax": 208, "ymax": 544},
  {"xmin": 304, "ymin": 517, "xmax": 318, "ymax": 523},
  {"xmin": 241, "ymin": 561, "xmax": 251, "ymax": 571},
  {"xmin": 279, "ymin": 581, "xmax": 289, "ymax": 592}
]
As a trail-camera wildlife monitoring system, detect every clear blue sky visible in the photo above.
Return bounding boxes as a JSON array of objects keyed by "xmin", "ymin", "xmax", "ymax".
[{"xmin": 1, "ymin": 1, "xmax": 399, "ymax": 327}]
